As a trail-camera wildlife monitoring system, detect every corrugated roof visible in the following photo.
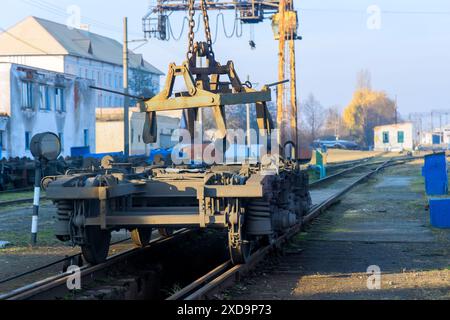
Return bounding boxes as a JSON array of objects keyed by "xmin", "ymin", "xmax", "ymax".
[{"xmin": 29, "ymin": 17, "xmax": 164, "ymax": 75}]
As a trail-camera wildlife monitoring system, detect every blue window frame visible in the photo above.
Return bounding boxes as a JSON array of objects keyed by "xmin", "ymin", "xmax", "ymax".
[
  {"xmin": 83, "ymin": 129, "xmax": 89, "ymax": 147},
  {"xmin": 0, "ymin": 130, "xmax": 4, "ymax": 151},
  {"xmin": 397, "ymin": 131, "xmax": 405, "ymax": 143},
  {"xmin": 25, "ymin": 131, "xmax": 31, "ymax": 150},
  {"xmin": 382, "ymin": 131, "xmax": 389, "ymax": 144},
  {"xmin": 22, "ymin": 81, "xmax": 33, "ymax": 109},
  {"xmin": 55, "ymin": 87, "xmax": 65, "ymax": 112},
  {"xmin": 58, "ymin": 132, "xmax": 64, "ymax": 151},
  {"xmin": 39, "ymin": 85, "xmax": 51, "ymax": 111}
]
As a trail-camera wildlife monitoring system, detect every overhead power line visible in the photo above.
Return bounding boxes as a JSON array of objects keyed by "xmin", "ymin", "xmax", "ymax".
[
  {"xmin": 18, "ymin": 0, "xmax": 143, "ymax": 37},
  {"xmin": 298, "ymin": 7, "xmax": 450, "ymax": 15}
]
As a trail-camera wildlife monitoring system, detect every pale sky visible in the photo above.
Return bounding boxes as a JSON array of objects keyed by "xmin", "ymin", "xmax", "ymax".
[{"xmin": 1, "ymin": 0, "xmax": 449, "ymax": 116}]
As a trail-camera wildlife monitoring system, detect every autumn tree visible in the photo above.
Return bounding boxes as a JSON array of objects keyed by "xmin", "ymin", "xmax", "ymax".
[{"xmin": 343, "ymin": 88, "xmax": 397, "ymax": 147}]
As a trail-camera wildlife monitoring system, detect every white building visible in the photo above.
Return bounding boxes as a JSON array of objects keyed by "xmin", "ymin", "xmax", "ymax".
[
  {"xmin": 420, "ymin": 126, "xmax": 450, "ymax": 146},
  {"xmin": 95, "ymin": 108, "xmax": 180, "ymax": 156},
  {"xmin": 0, "ymin": 63, "xmax": 95, "ymax": 159},
  {"xmin": 0, "ymin": 16, "xmax": 164, "ymax": 109},
  {"xmin": 374, "ymin": 122, "xmax": 415, "ymax": 152}
]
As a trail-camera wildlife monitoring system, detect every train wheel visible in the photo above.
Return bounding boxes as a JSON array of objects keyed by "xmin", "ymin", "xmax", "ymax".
[
  {"xmin": 229, "ymin": 232, "xmax": 251, "ymax": 265},
  {"xmin": 228, "ymin": 214, "xmax": 251, "ymax": 265},
  {"xmin": 81, "ymin": 226, "xmax": 111, "ymax": 265},
  {"xmin": 158, "ymin": 228, "xmax": 174, "ymax": 238},
  {"xmin": 131, "ymin": 227, "xmax": 153, "ymax": 247}
]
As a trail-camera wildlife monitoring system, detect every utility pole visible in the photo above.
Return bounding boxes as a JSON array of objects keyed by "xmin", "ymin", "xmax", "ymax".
[
  {"xmin": 246, "ymin": 75, "xmax": 252, "ymax": 159},
  {"xmin": 288, "ymin": 0, "xmax": 298, "ymax": 159},
  {"xmin": 394, "ymin": 95, "xmax": 398, "ymax": 124},
  {"xmin": 431, "ymin": 111, "xmax": 434, "ymax": 132},
  {"xmin": 277, "ymin": 0, "xmax": 286, "ymax": 157},
  {"xmin": 123, "ymin": 17, "xmax": 130, "ymax": 159}
]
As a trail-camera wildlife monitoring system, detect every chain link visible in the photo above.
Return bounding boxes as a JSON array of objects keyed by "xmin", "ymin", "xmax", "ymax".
[
  {"xmin": 187, "ymin": 0, "xmax": 196, "ymax": 60},
  {"xmin": 186, "ymin": 0, "xmax": 215, "ymax": 60},
  {"xmin": 200, "ymin": 0, "xmax": 215, "ymax": 59}
]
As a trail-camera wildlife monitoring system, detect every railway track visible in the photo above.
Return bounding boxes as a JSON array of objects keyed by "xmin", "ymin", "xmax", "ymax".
[
  {"xmin": 166, "ymin": 158, "xmax": 416, "ymax": 300},
  {"xmin": 0, "ymin": 156, "xmax": 418, "ymax": 300},
  {"xmin": 0, "ymin": 229, "xmax": 192, "ymax": 300}
]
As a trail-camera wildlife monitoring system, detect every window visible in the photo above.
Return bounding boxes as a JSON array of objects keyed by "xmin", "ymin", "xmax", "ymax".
[
  {"xmin": 21, "ymin": 81, "xmax": 33, "ymax": 109},
  {"xmin": 397, "ymin": 131, "xmax": 405, "ymax": 144},
  {"xmin": 55, "ymin": 88, "xmax": 65, "ymax": 112},
  {"xmin": 38, "ymin": 85, "xmax": 50, "ymax": 111},
  {"xmin": 98, "ymin": 95, "xmax": 102, "ymax": 107},
  {"xmin": 382, "ymin": 131, "xmax": 389, "ymax": 144},
  {"xmin": 131, "ymin": 128, "xmax": 134, "ymax": 144},
  {"xmin": 114, "ymin": 75, "xmax": 118, "ymax": 88},
  {"xmin": 25, "ymin": 131, "xmax": 31, "ymax": 150},
  {"xmin": 58, "ymin": 132, "xmax": 64, "ymax": 151},
  {"xmin": 108, "ymin": 74, "xmax": 112, "ymax": 87},
  {"xmin": 97, "ymin": 71, "xmax": 101, "ymax": 86},
  {"xmin": 83, "ymin": 129, "xmax": 89, "ymax": 147},
  {"xmin": 0, "ymin": 130, "xmax": 5, "ymax": 151}
]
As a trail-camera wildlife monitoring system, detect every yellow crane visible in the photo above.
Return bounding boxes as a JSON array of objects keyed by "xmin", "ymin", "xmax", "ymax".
[{"xmin": 143, "ymin": 0, "xmax": 307, "ymax": 160}]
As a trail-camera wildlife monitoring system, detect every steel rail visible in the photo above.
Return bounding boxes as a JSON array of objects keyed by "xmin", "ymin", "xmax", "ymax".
[
  {"xmin": 168, "ymin": 159, "xmax": 402, "ymax": 300},
  {"xmin": 0, "ymin": 237, "xmax": 132, "ymax": 286},
  {"xmin": 0, "ymin": 156, "xmax": 416, "ymax": 286},
  {"xmin": 0, "ymin": 156, "xmax": 420, "ymax": 300},
  {"xmin": 0, "ymin": 229, "xmax": 190, "ymax": 300},
  {"xmin": 0, "ymin": 188, "xmax": 33, "ymax": 194},
  {"xmin": 0, "ymin": 196, "xmax": 48, "ymax": 207},
  {"xmin": 309, "ymin": 155, "xmax": 418, "ymax": 187}
]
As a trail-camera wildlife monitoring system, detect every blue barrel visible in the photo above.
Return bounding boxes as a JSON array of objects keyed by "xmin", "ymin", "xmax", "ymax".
[
  {"xmin": 422, "ymin": 152, "xmax": 448, "ymax": 195},
  {"xmin": 429, "ymin": 198, "xmax": 450, "ymax": 228}
]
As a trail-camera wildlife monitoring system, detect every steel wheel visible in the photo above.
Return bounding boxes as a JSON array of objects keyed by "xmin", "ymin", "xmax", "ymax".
[
  {"xmin": 229, "ymin": 232, "xmax": 251, "ymax": 265},
  {"xmin": 131, "ymin": 227, "xmax": 153, "ymax": 247},
  {"xmin": 228, "ymin": 213, "xmax": 251, "ymax": 265},
  {"xmin": 81, "ymin": 226, "xmax": 111, "ymax": 265},
  {"xmin": 158, "ymin": 228, "xmax": 174, "ymax": 238}
]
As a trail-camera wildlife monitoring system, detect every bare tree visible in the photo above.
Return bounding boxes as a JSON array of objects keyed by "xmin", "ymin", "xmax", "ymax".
[
  {"xmin": 323, "ymin": 106, "xmax": 347, "ymax": 139},
  {"xmin": 356, "ymin": 69, "xmax": 372, "ymax": 90},
  {"xmin": 301, "ymin": 93, "xmax": 325, "ymax": 142}
]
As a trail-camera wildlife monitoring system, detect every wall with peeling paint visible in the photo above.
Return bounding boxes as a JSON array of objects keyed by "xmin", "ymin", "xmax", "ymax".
[{"xmin": 0, "ymin": 63, "xmax": 95, "ymax": 159}]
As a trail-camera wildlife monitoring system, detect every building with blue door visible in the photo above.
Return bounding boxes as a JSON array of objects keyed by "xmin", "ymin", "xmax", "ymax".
[{"xmin": 374, "ymin": 122, "xmax": 416, "ymax": 152}]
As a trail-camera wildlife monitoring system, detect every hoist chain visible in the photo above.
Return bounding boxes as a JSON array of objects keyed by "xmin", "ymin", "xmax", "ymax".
[
  {"xmin": 187, "ymin": 0, "xmax": 196, "ymax": 60},
  {"xmin": 200, "ymin": 0, "xmax": 215, "ymax": 59},
  {"xmin": 186, "ymin": 0, "xmax": 215, "ymax": 60}
]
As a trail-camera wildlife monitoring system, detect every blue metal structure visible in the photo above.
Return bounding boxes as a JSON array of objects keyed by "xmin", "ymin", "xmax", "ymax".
[{"xmin": 422, "ymin": 152, "xmax": 448, "ymax": 196}]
